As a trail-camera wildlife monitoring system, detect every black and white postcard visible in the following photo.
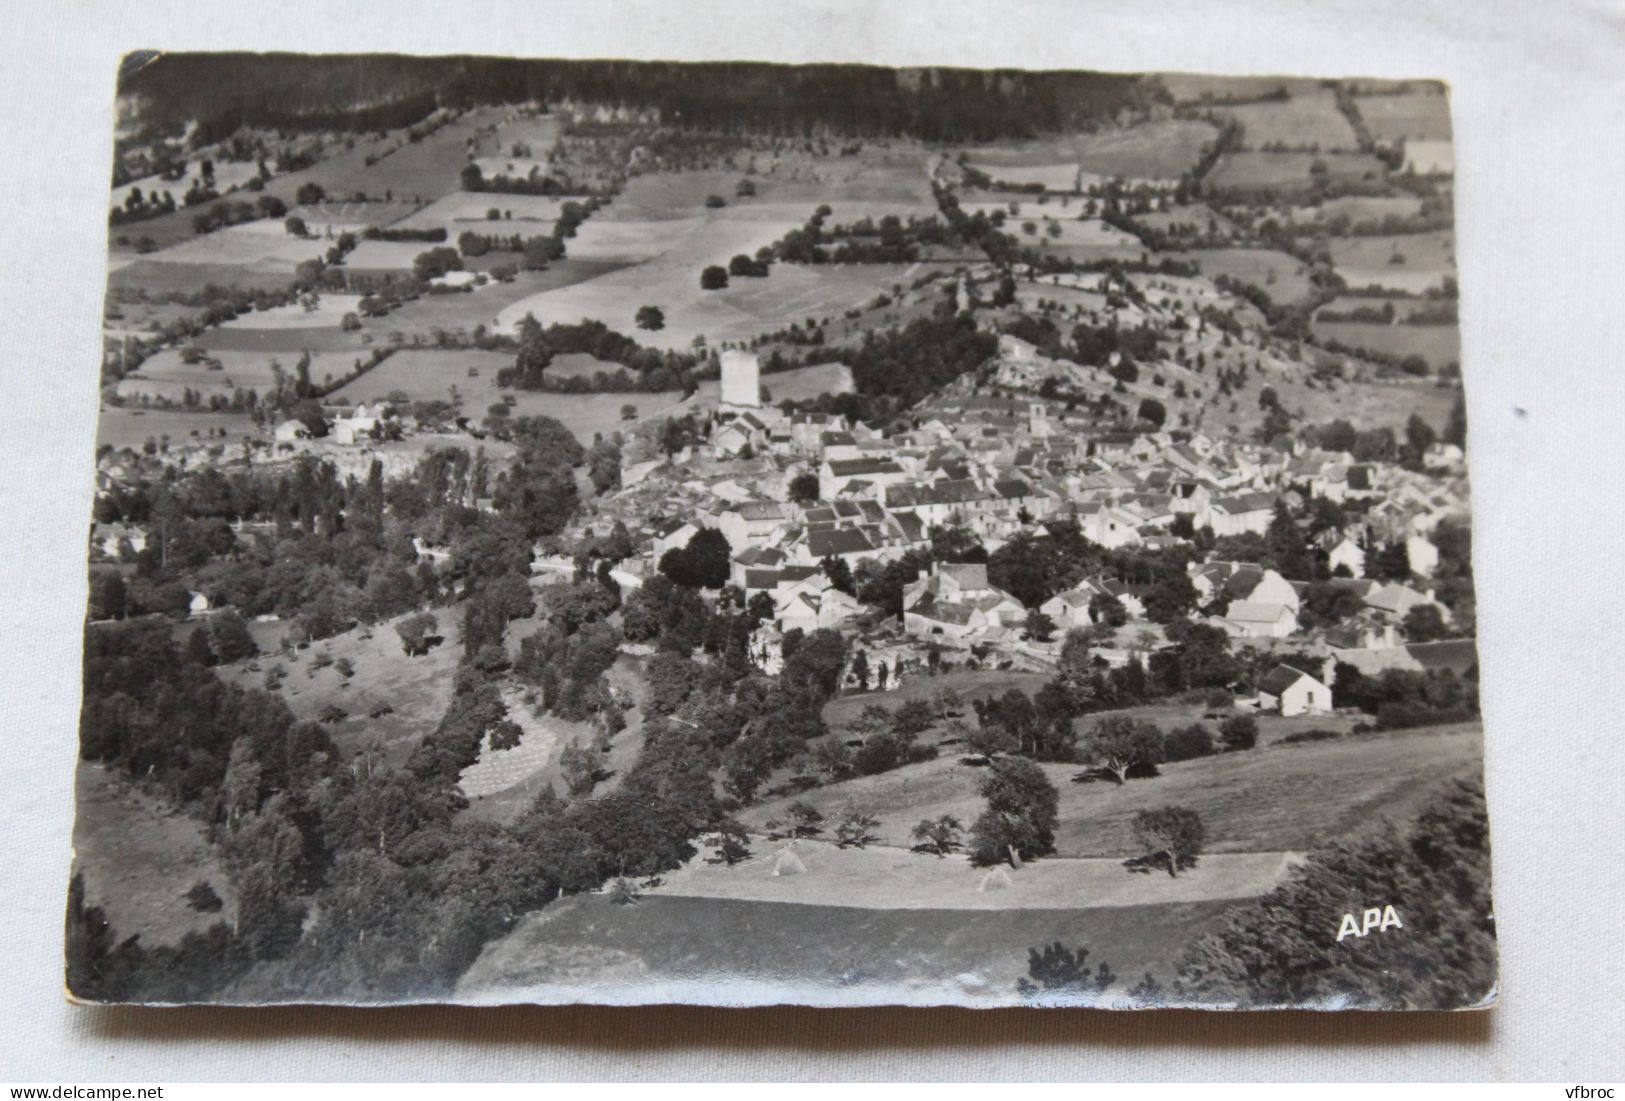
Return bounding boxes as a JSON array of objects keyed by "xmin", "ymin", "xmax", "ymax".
[{"xmin": 70, "ymin": 54, "xmax": 1496, "ymax": 1010}]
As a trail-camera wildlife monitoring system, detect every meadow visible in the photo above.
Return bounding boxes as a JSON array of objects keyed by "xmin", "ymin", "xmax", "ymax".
[
  {"xmin": 648, "ymin": 840, "xmax": 1299, "ymax": 911},
  {"xmin": 1312, "ymin": 319, "xmax": 1461, "ymax": 369},
  {"xmin": 72, "ymin": 762, "xmax": 237, "ymax": 947},
  {"xmin": 1074, "ymin": 118, "xmax": 1217, "ymax": 180},
  {"xmin": 391, "ymin": 191, "xmax": 570, "ymax": 232},
  {"xmin": 1213, "ymin": 89, "xmax": 1360, "ymax": 151},
  {"xmin": 95, "ymin": 407, "xmax": 262, "ymax": 451},
  {"xmin": 1208, "ymin": 151, "xmax": 1386, "ymax": 192},
  {"xmin": 1328, "ymin": 231, "xmax": 1456, "ymax": 294},
  {"xmin": 1354, "ymin": 90, "xmax": 1453, "ymax": 142},
  {"xmin": 115, "ymin": 347, "xmax": 356, "ymax": 402},
  {"xmin": 328, "ymin": 349, "xmax": 713, "ymax": 442},
  {"xmin": 746, "ymin": 720, "xmax": 1481, "ymax": 858},
  {"xmin": 1283, "ymin": 195, "xmax": 1425, "ymax": 224},
  {"xmin": 1184, "ymin": 247, "xmax": 1316, "ymax": 302}
]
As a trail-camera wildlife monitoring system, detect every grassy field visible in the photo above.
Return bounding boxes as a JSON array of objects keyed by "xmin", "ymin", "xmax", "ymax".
[
  {"xmin": 72, "ymin": 762, "xmax": 236, "ymax": 947},
  {"xmin": 822, "ymin": 669, "xmax": 1052, "ymax": 735},
  {"xmin": 1312, "ymin": 319, "xmax": 1461, "ymax": 369},
  {"xmin": 107, "ymin": 260, "xmax": 298, "ymax": 297},
  {"xmin": 1161, "ymin": 74, "xmax": 1324, "ymax": 104},
  {"xmin": 1329, "ymin": 232, "xmax": 1456, "ymax": 294},
  {"xmin": 1074, "ymin": 119, "xmax": 1217, "ymax": 180},
  {"xmin": 651, "ymin": 838, "xmax": 1301, "ymax": 911},
  {"xmin": 495, "ymin": 242, "xmax": 937, "ymax": 352},
  {"xmin": 747, "ymin": 720, "xmax": 1481, "ymax": 858},
  {"xmin": 115, "ymin": 347, "xmax": 358, "ymax": 403},
  {"xmin": 327, "ymin": 348, "xmax": 710, "ymax": 441},
  {"xmin": 1284, "ymin": 195, "xmax": 1425, "ymax": 224},
  {"xmin": 1208, "ymin": 151, "xmax": 1387, "ymax": 192},
  {"xmin": 139, "ymin": 221, "xmax": 334, "ymax": 269},
  {"xmin": 456, "ymin": 892, "xmax": 1240, "ymax": 1006},
  {"xmin": 1213, "ymin": 90, "xmax": 1360, "ymax": 151},
  {"xmin": 966, "ymin": 161, "xmax": 1078, "ymax": 191},
  {"xmin": 96, "ymin": 407, "xmax": 261, "ymax": 451},
  {"xmin": 392, "ymin": 191, "xmax": 570, "ymax": 232},
  {"xmin": 106, "ymin": 108, "xmax": 504, "ymax": 256},
  {"xmin": 1185, "ymin": 247, "xmax": 1316, "ymax": 302},
  {"xmin": 1137, "ymin": 202, "xmax": 1240, "ymax": 236},
  {"xmin": 1354, "ymin": 90, "xmax": 1453, "ymax": 142},
  {"xmin": 215, "ymin": 606, "xmax": 467, "ymax": 769}
]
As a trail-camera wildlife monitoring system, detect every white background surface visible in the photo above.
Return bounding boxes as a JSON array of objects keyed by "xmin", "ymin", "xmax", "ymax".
[{"xmin": 2, "ymin": 0, "xmax": 1623, "ymax": 1081}]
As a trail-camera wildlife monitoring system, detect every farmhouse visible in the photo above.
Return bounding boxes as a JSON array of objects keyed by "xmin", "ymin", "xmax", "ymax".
[
  {"xmin": 1327, "ymin": 535, "xmax": 1366, "ymax": 578},
  {"xmin": 1205, "ymin": 492, "xmax": 1276, "ymax": 536},
  {"xmin": 1257, "ymin": 664, "xmax": 1333, "ymax": 717},
  {"xmin": 1221, "ymin": 600, "xmax": 1298, "ymax": 639}
]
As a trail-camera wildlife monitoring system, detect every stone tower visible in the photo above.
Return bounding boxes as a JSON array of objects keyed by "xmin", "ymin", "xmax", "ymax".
[{"xmin": 720, "ymin": 349, "xmax": 761, "ymax": 408}]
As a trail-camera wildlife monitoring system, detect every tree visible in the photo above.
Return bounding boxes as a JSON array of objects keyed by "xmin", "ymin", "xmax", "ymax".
[
  {"xmin": 848, "ymin": 649, "xmax": 870, "ymax": 690},
  {"xmin": 891, "ymin": 699, "xmax": 934, "ymax": 740},
  {"xmin": 187, "ymin": 625, "xmax": 217, "ymax": 667},
  {"xmin": 911, "ymin": 814, "xmax": 963, "ymax": 856},
  {"xmin": 1137, "ymin": 397, "xmax": 1167, "ymax": 428},
  {"xmin": 1089, "ymin": 592, "xmax": 1128, "ymax": 627},
  {"xmin": 395, "ymin": 611, "xmax": 439, "ymax": 656},
  {"xmin": 969, "ymin": 758, "xmax": 1060, "ymax": 867},
  {"xmin": 1219, "ymin": 714, "xmax": 1258, "ymax": 752},
  {"xmin": 735, "ymin": 178, "xmax": 757, "ymax": 198},
  {"xmin": 704, "ymin": 194, "xmax": 727, "ymax": 209},
  {"xmin": 659, "ymin": 527, "xmax": 732, "ymax": 590},
  {"xmin": 705, "ymin": 818, "xmax": 753, "ymax": 866},
  {"xmin": 1402, "ymin": 603, "xmax": 1449, "ymax": 643},
  {"xmin": 700, "ymin": 265, "xmax": 729, "ymax": 290},
  {"xmin": 787, "ymin": 801, "xmax": 824, "ymax": 837},
  {"xmin": 560, "ymin": 738, "xmax": 599, "ymax": 796},
  {"xmin": 1174, "ymin": 779, "xmax": 1495, "ymax": 1009},
  {"xmin": 965, "ymin": 718, "xmax": 1017, "ymax": 761},
  {"xmin": 821, "ymin": 555, "xmax": 855, "ymax": 595},
  {"xmin": 1443, "ymin": 392, "xmax": 1468, "ymax": 449},
  {"xmin": 1371, "ymin": 540, "xmax": 1412, "ymax": 581},
  {"xmin": 284, "ymin": 215, "xmax": 309, "ymax": 238},
  {"xmin": 1405, "ymin": 413, "xmax": 1437, "ymax": 462},
  {"xmin": 635, "ymin": 305, "xmax": 665, "ymax": 331},
  {"xmin": 1265, "ymin": 502, "xmax": 1313, "ymax": 579},
  {"xmin": 207, "ymin": 609, "xmax": 257, "ymax": 663},
  {"xmin": 1083, "ymin": 715, "xmax": 1164, "ymax": 784},
  {"xmin": 295, "ymin": 182, "xmax": 326, "ymax": 205},
  {"xmin": 788, "ymin": 472, "xmax": 821, "ymax": 504},
  {"xmin": 1016, "ymin": 942, "xmax": 1117, "ymax": 1006},
  {"xmin": 1132, "ymin": 806, "xmax": 1205, "ymax": 877},
  {"xmin": 1024, "ymin": 609, "xmax": 1056, "ymax": 642},
  {"xmin": 834, "ymin": 806, "xmax": 880, "ymax": 848}
]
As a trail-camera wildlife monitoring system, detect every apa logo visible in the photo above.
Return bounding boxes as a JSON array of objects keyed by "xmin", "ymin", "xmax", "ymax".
[{"xmin": 1336, "ymin": 904, "xmax": 1404, "ymax": 942}]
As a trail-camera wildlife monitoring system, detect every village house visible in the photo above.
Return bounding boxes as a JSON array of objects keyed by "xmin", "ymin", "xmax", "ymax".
[
  {"xmin": 1326, "ymin": 535, "xmax": 1367, "ymax": 578},
  {"xmin": 1257, "ymin": 663, "xmax": 1333, "ymax": 716},
  {"xmin": 902, "ymin": 562, "xmax": 1025, "ymax": 642},
  {"xmin": 820, "ymin": 456, "xmax": 909, "ymax": 500},
  {"xmin": 1191, "ymin": 562, "xmax": 1302, "ymax": 613},
  {"xmin": 715, "ymin": 500, "xmax": 788, "ymax": 552},
  {"xmin": 1221, "ymin": 600, "xmax": 1299, "ymax": 639},
  {"xmin": 1204, "ymin": 491, "xmax": 1276, "ymax": 536}
]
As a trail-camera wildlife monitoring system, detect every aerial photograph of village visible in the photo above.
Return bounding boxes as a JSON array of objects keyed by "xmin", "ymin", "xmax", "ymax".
[{"xmin": 69, "ymin": 54, "xmax": 1495, "ymax": 1010}]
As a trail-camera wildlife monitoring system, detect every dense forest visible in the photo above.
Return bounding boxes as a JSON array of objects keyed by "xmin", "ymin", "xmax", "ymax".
[{"xmin": 118, "ymin": 53, "xmax": 1157, "ymax": 146}]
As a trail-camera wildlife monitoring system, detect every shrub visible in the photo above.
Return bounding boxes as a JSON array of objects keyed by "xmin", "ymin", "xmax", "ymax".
[
  {"xmin": 1162, "ymin": 723, "xmax": 1215, "ymax": 763},
  {"xmin": 1278, "ymin": 727, "xmax": 1341, "ymax": 745},
  {"xmin": 1219, "ymin": 714, "xmax": 1258, "ymax": 751}
]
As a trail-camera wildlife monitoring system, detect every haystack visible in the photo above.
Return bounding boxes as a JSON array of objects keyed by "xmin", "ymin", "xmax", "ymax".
[
  {"xmin": 770, "ymin": 846, "xmax": 807, "ymax": 877},
  {"xmin": 978, "ymin": 866, "xmax": 1012, "ymax": 892}
]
